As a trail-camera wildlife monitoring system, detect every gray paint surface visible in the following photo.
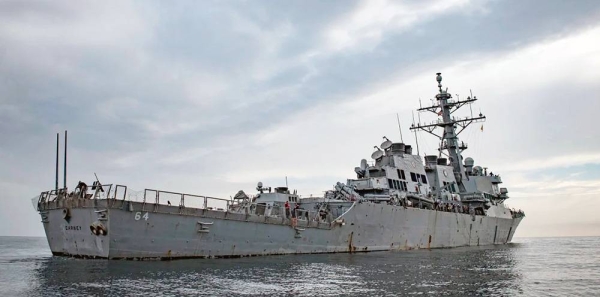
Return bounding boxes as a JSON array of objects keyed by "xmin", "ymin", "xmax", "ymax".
[{"xmin": 38, "ymin": 199, "xmax": 521, "ymax": 259}]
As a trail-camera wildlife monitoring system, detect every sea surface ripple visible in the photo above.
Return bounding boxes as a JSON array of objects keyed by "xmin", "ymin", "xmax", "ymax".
[{"xmin": 0, "ymin": 236, "xmax": 598, "ymax": 296}]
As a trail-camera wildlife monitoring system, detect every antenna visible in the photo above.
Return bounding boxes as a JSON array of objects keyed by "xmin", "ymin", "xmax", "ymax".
[
  {"xmin": 381, "ymin": 137, "xmax": 392, "ymax": 150},
  {"xmin": 470, "ymin": 100, "xmax": 473, "ymax": 117},
  {"xmin": 371, "ymin": 147, "xmax": 384, "ymax": 160},
  {"xmin": 411, "ymin": 111, "xmax": 420, "ymax": 156},
  {"xmin": 63, "ymin": 130, "xmax": 67, "ymax": 189},
  {"xmin": 55, "ymin": 133, "xmax": 59, "ymax": 191},
  {"xmin": 417, "ymin": 111, "xmax": 423, "ymax": 154},
  {"xmin": 396, "ymin": 113, "xmax": 404, "ymax": 142},
  {"xmin": 285, "ymin": 176, "xmax": 288, "ymax": 188}
]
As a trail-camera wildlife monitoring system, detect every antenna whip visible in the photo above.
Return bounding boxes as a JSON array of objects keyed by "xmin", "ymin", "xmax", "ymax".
[{"xmin": 396, "ymin": 113, "xmax": 404, "ymax": 142}]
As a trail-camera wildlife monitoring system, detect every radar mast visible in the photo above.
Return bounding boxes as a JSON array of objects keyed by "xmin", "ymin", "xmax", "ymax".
[{"xmin": 410, "ymin": 73, "xmax": 486, "ymax": 190}]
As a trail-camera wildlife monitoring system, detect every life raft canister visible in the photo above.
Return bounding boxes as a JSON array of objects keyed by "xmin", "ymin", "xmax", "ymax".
[{"xmin": 62, "ymin": 208, "xmax": 71, "ymax": 220}]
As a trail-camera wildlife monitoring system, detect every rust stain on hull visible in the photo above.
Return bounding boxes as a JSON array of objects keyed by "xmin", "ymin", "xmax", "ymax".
[{"xmin": 348, "ymin": 232, "xmax": 356, "ymax": 253}]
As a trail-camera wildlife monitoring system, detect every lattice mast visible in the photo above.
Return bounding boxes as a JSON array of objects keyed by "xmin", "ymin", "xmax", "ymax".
[{"xmin": 410, "ymin": 73, "xmax": 486, "ymax": 187}]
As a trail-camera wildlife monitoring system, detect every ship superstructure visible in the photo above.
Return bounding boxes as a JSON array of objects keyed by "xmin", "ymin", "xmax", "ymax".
[
  {"xmin": 411, "ymin": 73, "xmax": 500, "ymax": 214},
  {"xmin": 33, "ymin": 73, "xmax": 524, "ymax": 259}
]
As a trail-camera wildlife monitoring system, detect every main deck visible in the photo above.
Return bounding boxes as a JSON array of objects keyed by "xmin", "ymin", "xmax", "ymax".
[{"xmin": 35, "ymin": 185, "xmax": 523, "ymax": 260}]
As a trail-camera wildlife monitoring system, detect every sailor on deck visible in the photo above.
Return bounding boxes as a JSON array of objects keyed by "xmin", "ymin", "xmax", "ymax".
[
  {"xmin": 293, "ymin": 203, "xmax": 300, "ymax": 218},
  {"xmin": 284, "ymin": 201, "xmax": 290, "ymax": 218}
]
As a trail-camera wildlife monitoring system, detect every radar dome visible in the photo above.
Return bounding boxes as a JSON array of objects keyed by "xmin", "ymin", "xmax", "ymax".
[
  {"xmin": 360, "ymin": 159, "xmax": 368, "ymax": 170},
  {"xmin": 464, "ymin": 157, "xmax": 474, "ymax": 167}
]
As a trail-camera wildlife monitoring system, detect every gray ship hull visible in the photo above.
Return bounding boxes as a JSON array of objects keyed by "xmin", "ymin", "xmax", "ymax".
[{"xmin": 39, "ymin": 199, "xmax": 522, "ymax": 259}]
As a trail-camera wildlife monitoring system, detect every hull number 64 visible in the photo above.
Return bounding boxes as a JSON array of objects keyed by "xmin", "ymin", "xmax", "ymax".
[{"xmin": 134, "ymin": 212, "xmax": 149, "ymax": 221}]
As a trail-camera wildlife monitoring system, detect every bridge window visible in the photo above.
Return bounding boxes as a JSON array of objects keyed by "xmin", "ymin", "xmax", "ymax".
[
  {"xmin": 410, "ymin": 172, "xmax": 418, "ymax": 182},
  {"xmin": 401, "ymin": 181, "xmax": 407, "ymax": 191},
  {"xmin": 388, "ymin": 179, "xmax": 394, "ymax": 189},
  {"xmin": 421, "ymin": 174, "xmax": 428, "ymax": 184},
  {"xmin": 397, "ymin": 169, "xmax": 406, "ymax": 180}
]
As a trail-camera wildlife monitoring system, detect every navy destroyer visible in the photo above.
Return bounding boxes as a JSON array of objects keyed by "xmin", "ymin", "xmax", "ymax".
[{"xmin": 33, "ymin": 73, "xmax": 525, "ymax": 259}]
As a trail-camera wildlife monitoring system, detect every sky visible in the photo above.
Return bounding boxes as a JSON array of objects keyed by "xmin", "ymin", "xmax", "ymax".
[{"xmin": 1, "ymin": 0, "xmax": 600, "ymax": 238}]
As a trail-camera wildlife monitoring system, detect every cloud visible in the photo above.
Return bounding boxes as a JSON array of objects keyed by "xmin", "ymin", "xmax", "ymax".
[
  {"xmin": 2, "ymin": 0, "xmax": 600, "ymax": 237},
  {"xmin": 323, "ymin": 0, "xmax": 472, "ymax": 52},
  {"xmin": 497, "ymin": 153, "xmax": 600, "ymax": 174}
]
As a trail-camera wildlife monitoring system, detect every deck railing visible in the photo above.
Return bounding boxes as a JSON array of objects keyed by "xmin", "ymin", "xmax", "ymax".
[
  {"xmin": 141, "ymin": 189, "xmax": 231, "ymax": 210},
  {"xmin": 37, "ymin": 184, "xmax": 123, "ymax": 204},
  {"xmin": 36, "ymin": 184, "xmax": 233, "ymax": 212},
  {"xmin": 35, "ymin": 184, "xmax": 355, "ymax": 225}
]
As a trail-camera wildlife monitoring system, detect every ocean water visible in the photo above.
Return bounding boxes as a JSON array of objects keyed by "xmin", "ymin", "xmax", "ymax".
[{"xmin": 0, "ymin": 236, "xmax": 598, "ymax": 296}]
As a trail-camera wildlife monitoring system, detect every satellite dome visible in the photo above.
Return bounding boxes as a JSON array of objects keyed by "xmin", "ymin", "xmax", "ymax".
[{"xmin": 464, "ymin": 157, "xmax": 474, "ymax": 167}]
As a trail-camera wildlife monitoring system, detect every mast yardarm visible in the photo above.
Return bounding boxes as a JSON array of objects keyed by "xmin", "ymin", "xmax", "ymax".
[{"xmin": 410, "ymin": 73, "xmax": 486, "ymax": 190}]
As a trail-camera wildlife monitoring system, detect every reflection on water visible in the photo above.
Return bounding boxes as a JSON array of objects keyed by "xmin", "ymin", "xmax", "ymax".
[{"xmin": 1, "ymin": 236, "xmax": 599, "ymax": 296}]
